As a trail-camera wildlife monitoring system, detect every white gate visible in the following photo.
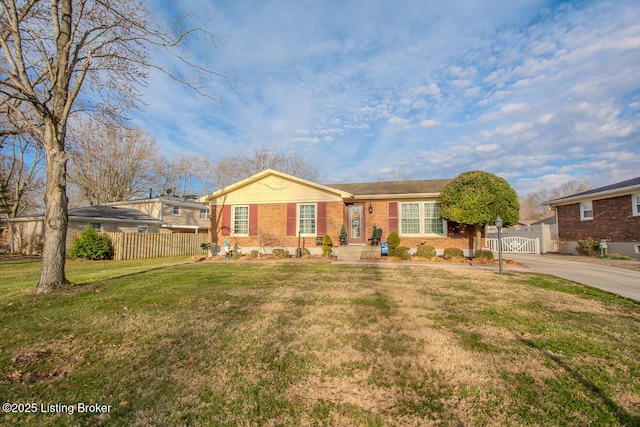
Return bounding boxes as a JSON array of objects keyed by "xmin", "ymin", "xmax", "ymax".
[{"xmin": 486, "ymin": 237, "xmax": 540, "ymax": 254}]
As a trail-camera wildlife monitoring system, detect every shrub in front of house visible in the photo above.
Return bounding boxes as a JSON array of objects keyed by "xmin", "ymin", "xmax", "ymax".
[
  {"xmin": 577, "ymin": 237, "xmax": 599, "ymax": 257},
  {"xmin": 322, "ymin": 235, "xmax": 333, "ymax": 257},
  {"xmin": 250, "ymin": 250, "xmax": 259, "ymax": 258},
  {"xmin": 69, "ymin": 225, "xmax": 113, "ymax": 260},
  {"xmin": 272, "ymin": 248, "xmax": 290, "ymax": 258},
  {"xmin": 473, "ymin": 249, "xmax": 494, "ymax": 261},
  {"xmin": 416, "ymin": 245, "xmax": 436, "ymax": 259},
  {"xmin": 386, "ymin": 231, "xmax": 400, "ymax": 256},
  {"xmin": 443, "ymin": 247, "xmax": 464, "ymax": 260},
  {"xmin": 395, "ymin": 246, "xmax": 411, "ymax": 260}
]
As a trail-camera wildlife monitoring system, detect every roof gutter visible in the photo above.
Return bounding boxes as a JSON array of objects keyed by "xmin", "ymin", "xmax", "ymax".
[
  {"xmin": 349, "ymin": 192, "xmax": 442, "ymax": 200},
  {"xmin": 547, "ymin": 184, "xmax": 640, "ymax": 206}
]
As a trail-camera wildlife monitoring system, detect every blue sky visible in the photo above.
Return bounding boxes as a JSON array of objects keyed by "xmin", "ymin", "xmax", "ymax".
[{"xmin": 135, "ymin": 0, "xmax": 640, "ymax": 194}]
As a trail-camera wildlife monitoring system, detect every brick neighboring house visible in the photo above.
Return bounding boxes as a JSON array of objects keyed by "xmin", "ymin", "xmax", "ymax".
[
  {"xmin": 547, "ymin": 176, "xmax": 640, "ymax": 259},
  {"xmin": 200, "ymin": 168, "xmax": 477, "ymax": 256}
]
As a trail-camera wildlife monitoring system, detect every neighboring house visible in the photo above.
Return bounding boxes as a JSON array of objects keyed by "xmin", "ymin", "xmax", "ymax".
[
  {"xmin": 199, "ymin": 169, "xmax": 477, "ymax": 256},
  {"xmin": 7, "ymin": 205, "xmax": 163, "ymax": 255},
  {"xmin": 547, "ymin": 176, "xmax": 640, "ymax": 259},
  {"xmin": 105, "ymin": 195, "xmax": 210, "ymax": 234}
]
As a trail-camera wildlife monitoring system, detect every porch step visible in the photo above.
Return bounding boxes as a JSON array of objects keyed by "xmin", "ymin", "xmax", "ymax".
[{"xmin": 337, "ymin": 245, "xmax": 381, "ymax": 261}]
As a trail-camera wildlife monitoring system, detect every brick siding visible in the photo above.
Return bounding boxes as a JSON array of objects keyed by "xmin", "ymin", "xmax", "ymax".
[
  {"xmin": 557, "ymin": 195, "xmax": 640, "ymax": 241},
  {"xmin": 208, "ymin": 201, "xmax": 475, "ymax": 250}
]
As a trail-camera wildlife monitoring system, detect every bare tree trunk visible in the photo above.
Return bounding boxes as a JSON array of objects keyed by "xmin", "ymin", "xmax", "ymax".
[
  {"xmin": 36, "ymin": 121, "xmax": 70, "ymax": 293},
  {"xmin": 1, "ymin": 0, "xmax": 222, "ymax": 293}
]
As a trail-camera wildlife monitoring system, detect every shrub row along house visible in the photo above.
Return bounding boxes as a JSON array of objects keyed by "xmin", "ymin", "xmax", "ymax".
[
  {"xmin": 199, "ymin": 169, "xmax": 477, "ymax": 256},
  {"xmin": 547, "ymin": 176, "xmax": 640, "ymax": 259}
]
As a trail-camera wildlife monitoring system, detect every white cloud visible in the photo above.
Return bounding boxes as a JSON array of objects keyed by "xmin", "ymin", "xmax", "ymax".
[
  {"xmin": 386, "ymin": 116, "xmax": 411, "ymax": 127},
  {"xmin": 133, "ymin": 0, "xmax": 640, "ymax": 194},
  {"xmin": 475, "ymin": 144, "xmax": 499, "ymax": 154},
  {"xmin": 419, "ymin": 119, "xmax": 440, "ymax": 128}
]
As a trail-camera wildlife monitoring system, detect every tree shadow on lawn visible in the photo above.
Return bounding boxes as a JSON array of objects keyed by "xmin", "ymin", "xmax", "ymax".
[
  {"xmin": 68, "ymin": 260, "xmax": 194, "ymax": 290},
  {"xmin": 516, "ymin": 335, "xmax": 639, "ymax": 426}
]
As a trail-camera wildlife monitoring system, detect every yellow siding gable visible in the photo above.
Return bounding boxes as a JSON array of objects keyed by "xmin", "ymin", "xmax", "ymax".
[{"xmin": 214, "ymin": 175, "xmax": 343, "ymax": 205}]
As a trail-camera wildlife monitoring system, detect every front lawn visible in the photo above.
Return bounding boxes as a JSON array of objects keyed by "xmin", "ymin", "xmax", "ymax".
[{"xmin": 1, "ymin": 257, "xmax": 639, "ymax": 426}]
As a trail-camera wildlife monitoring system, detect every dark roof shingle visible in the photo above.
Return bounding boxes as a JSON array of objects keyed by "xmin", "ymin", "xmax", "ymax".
[
  {"xmin": 69, "ymin": 206, "xmax": 159, "ymax": 222},
  {"xmin": 548, "ymin": 176, "xmax": 640, "ymax": 204},
  {"xmin": 326, "ymin": 178, "xmax": 452, "ymax": 196}
]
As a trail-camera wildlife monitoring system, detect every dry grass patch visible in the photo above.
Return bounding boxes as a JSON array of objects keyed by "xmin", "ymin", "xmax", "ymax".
[{"xmin": 0, "ymin": 259, "xmax": 638, "ymax": 426}]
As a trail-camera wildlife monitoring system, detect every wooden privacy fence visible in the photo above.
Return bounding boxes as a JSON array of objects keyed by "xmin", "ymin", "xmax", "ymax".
[{"xmin": 104, "ymin": 232, "xmax": 209, "ymax": 261}]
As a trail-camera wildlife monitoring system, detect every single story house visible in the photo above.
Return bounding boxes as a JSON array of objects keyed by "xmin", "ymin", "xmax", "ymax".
[
  {"xmin": 7, "ymin": 205, "xmax": 163, "ymax": 255},
  {"xmin": 105, "ymin": 195, "xmax": 209, "ymax": 234},
  {"xmin": 199, "ymin": 168, "xmax": 477, "ymax": 256},
  {"xmin": 547, "ymin": 176, "xmax": 640, "ymax": 259}
]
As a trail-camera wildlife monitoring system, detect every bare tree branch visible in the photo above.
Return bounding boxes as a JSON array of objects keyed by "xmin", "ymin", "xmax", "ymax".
[
  {"xmin": 0, "ymin": 0, "xmax": 224, "ymax": 292},
  {"xmin": 211, "ymin": 147, "xmax": 320, "ymax": 189}
]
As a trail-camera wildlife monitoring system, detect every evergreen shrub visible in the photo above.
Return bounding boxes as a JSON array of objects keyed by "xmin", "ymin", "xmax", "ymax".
[
  {"xmin": 69, "ymin": 225, "xmax": 113, "ymax": 260},
  {"xmin": 443, "ymin": 247, "xmax": 464, "ymax": 259},
  {"xmin": 473, "ymin": 250, "xmax": 494, "ymax": 260},
  {"xmin": 395, "ymin": 246, "xmax": 411, "ymax": 260},
  {"xmin": 322, "ymin": 235, "xmax": 333, "ymax": 257},
  {"xmin": 386, "ymin": 231, "xmax": 400, "ymax": 256},
  {"xmin": 416, "ymin": 245, "xmax": 436, "ymax": 259},
  {"xmin": 273, "ymin": 248, "xmax": 290, "ymax": 258}
]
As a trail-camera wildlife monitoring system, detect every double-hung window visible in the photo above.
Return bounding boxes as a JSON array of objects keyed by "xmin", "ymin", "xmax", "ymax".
[
  {"xmin": 424, "ymin": 202, "xmax": 445, "ymax": 235},
  {"xmin": 232, "ymin": 205, "xmax": 249, "ymax": 235},
  {"xmin": 172, "ymin": 205, "xmax": 180, "ymax": 215},
  {"xmin": 199, "ymin": 208, "xmax": 209, "ymax": 220},
  {"xmin": 580, "ymin": 201, "xmax": 593, "ymax": 220},
  {"xmin": 298, "ymin": 204, "xmax": 316, "ymax": 235},
  {"xmin": 399, "ymin": 202, "xmax": 446, "ymax": 236},
  {"xmin": 400, "ymin": 203, "xmax": 421, "ymax": 235},
  {"xmin": 633, "ymin": 194, "xmax": 640, "ymax": 216}
]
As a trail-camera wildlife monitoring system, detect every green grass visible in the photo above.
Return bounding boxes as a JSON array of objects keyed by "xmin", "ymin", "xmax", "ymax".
[{"xmin": 0, "ymin": 257, "xmax": 639, "ymax": 426}]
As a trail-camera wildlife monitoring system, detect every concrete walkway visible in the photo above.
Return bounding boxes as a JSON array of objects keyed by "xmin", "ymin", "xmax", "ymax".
[{"xmin": 504, "ymin": 254, "xmax": 640, "ymax": 301}]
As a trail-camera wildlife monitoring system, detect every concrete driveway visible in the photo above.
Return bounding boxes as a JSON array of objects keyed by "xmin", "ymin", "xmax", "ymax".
[{"xmin": 504, "ymin": 254, "xmax": 640, "ymax": 301}]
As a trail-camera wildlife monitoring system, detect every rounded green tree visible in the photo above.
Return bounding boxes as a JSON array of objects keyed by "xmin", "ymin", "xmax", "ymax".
[{"xmin": 439, "ymin": 171, "xmax": 520, "ymax": 250}]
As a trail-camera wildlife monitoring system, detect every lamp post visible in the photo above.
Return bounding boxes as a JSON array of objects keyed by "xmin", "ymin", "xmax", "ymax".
[{"xmin": 495, "ymin": 216, "xmax": 503, "ymax": 274}]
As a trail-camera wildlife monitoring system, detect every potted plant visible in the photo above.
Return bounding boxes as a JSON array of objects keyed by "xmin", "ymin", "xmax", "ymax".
[
  {"xmin": 339, "ymin": 224, "xmax": 348, "ymax": 246},
  {"xmin": 369, "ymin": 225, "xmax": 382, "ymax": 246}
]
